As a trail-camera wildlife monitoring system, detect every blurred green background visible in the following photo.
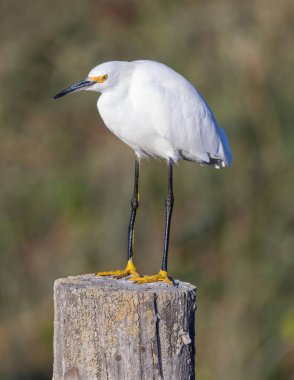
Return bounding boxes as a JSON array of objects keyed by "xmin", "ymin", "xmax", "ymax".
[{"xmin": 1, "ymin": 0, "xmax": 294, "ymax": 379}]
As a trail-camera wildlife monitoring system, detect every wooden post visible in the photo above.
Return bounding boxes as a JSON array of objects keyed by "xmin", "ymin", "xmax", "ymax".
[{"xmin": 53, "ymin": 275, "xmax": 197, "ymax": 380}]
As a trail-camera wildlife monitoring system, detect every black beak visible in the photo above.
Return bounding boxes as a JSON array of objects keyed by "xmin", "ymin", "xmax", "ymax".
[{"xmin": 53, "ymin": 79, "xmax": 93, "ymax": 99}]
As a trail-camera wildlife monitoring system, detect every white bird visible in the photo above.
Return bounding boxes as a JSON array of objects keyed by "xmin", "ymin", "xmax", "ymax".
[{"xmin": 54, "ymin": 60, "xmax": 232, "ymax": 285}]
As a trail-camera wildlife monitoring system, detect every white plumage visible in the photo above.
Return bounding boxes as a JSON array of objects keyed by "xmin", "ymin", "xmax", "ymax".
[
  {"xmin": 55, "ymin": 60, "xmax": 232, "ymax": 167},
  {"xmin": 54, "ymin": 60, "xmax": 232, "ymax": 284}
]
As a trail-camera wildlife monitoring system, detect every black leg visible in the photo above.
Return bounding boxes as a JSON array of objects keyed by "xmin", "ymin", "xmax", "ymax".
[
  {"xmin": 127, "ymin": 158, "xmax": 140, "ymax": 261},
  {"xmin": 161, "ymin": 159, "xmax": 174, "ymax": 272},
  {"xmin": 130, "ymin": 159, "xmax": 173, "ymax": 285}
]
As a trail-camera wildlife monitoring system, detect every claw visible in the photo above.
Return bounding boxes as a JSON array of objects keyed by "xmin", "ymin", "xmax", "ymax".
[
  {"xmin": 131, "ymin": 270, "xmax": 173, "ymax": 285},
  {"xmin": 97, "ymin": 258, "xmax": 139, "ymax": 278}
]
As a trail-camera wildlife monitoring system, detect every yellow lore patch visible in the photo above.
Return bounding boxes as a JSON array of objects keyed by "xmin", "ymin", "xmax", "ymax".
[{"xmin": 90, "ymin": 74, "xmax": 108, "ymax": 83}]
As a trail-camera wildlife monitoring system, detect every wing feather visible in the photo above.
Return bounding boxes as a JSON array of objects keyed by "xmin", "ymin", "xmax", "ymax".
[{"xmin": 132, "ymin": 61, "xmax": 232, "ymax": 166}]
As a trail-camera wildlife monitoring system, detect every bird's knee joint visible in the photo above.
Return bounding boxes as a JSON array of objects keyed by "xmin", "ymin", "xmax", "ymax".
[
  {"xmin": 165, "ymin": 194, "xmax": 174, "ymax": 208},
  {"xmin": 131, "ymin": 198, "xmax": 139, "ymax": 209}
]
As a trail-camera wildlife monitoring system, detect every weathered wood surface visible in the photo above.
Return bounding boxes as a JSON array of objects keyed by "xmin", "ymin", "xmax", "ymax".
[{"xmin": 53, "ymin": 275, "xmax": 197, "ymax": 380}]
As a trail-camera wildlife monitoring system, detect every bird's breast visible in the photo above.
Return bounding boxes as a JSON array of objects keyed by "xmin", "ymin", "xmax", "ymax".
[
  {"xmin": 97, "ymin": 91, "xmax": 176, "ymax": 160},
  {"xmin": 98, "ymin": 93, "xmax": 135, "ymax": 138}
]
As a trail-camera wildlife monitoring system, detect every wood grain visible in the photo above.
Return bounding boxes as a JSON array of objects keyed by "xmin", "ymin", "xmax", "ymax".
[{"xmin": 53, "ymin": 275, "xmax": 196, "ymax": 380}]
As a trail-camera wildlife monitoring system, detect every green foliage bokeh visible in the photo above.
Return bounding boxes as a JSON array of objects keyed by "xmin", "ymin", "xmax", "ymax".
[{"xmin": 0, "ymin": 0, "xmax": 294, "ymax": 379}]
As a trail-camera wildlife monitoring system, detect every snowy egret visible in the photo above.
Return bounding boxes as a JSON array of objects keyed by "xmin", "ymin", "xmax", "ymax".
[{"xmin": 54, "ymin": 60, "xmax": 232, "ymax": 284}]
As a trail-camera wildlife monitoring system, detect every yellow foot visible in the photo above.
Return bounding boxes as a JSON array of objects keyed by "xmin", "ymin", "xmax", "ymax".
[
  {"xmin": 130, "ymin": 270, "xmax": 173, "ymax": 285},
  {"xmin": 96, "ymin": 258, "xmax": 139, "ymax": 279}
]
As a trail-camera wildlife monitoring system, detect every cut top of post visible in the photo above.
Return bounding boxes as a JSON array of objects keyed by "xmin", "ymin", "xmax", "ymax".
[{"xmin": 54, "ymin": 274, "xmax": 196, "ymax": 294}]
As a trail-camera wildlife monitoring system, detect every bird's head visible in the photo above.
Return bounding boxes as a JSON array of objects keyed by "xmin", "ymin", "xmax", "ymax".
[{"xmin": 53, "ymin": 61, "xmax": 129, "ymax": 99}]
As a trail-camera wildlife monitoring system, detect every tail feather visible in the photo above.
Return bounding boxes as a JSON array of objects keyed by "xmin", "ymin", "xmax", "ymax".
[{"xmin": 217, "ymin": 127, "xmax": 232, "ymax": 166}]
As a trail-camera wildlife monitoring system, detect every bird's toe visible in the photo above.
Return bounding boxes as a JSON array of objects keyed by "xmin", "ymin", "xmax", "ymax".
[
  {"xmin": 96, "ymin": 258, "xmax": 139, "ymax": 279},
  {"xmin": 130, "ymin": 270, "xmax": 173, "ymax": 285}
]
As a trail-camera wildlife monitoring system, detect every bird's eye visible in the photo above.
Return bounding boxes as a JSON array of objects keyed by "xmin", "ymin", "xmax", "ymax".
[{"xmin": 103, "ymin": 75, "xmax": 108, "ymax": 81}]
